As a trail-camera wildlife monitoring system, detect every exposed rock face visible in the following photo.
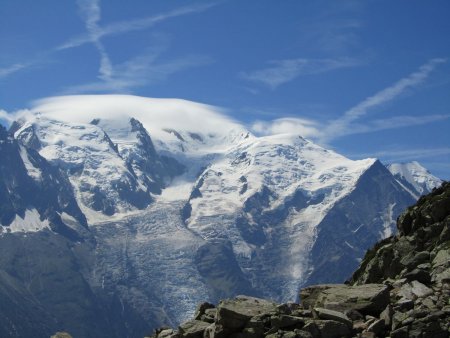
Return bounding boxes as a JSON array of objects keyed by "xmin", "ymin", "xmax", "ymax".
[{"xmin": 150, "ymin": 182, "xmax": 450, "ymax": 338}]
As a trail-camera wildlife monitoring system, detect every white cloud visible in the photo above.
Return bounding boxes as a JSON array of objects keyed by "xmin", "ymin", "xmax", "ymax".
[
  {"xmin": 251, "ymin": 118, "xmax": 320, "ymax": 138},
  {"xmin": 320, "ymin": 58, "xmax": 447, "ymax": 142},
  {"xmin": 241, "ymin": 57, "xmax": 360, "ymax": 89},
  {"xmin": 30, "ymin": 95, "xmax": 239, "ymax": 139}
]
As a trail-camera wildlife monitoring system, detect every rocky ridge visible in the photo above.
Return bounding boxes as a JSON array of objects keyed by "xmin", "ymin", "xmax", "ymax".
[{"xmin": 150, "ymin": 182, "xmax": 450, "ymax": 338}]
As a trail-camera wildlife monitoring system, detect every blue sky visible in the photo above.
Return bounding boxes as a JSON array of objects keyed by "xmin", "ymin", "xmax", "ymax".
[{"xmin": 0, "ymin": 0, "xmax": 449, "ymax": 179}]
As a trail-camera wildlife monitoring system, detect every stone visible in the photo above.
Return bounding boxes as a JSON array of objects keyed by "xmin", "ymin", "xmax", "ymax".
[
  {"xmin": 360, "ymin": 332, "xmax": 376, "ymax": 338},
  {"xmin": 432, "ymin": 267, "xmax": 450, "ymax": 283},
  {"xmin": 344, "ymin": 309, "xmax": 364, "ymax": 321},
  {"xmin": 392, "ymin": 312, "xmax": 409, "ymax": 330},
  {"xmin": 397, "ymin": 284, "xmax": 415, "ymax": 300},
  {"xmin": 300, "ymin": 284, "xmax": 390, "ymax": 316},
  {"xmin": 216, "ymin": 296, "xmax": 278, "ymax": 331},
  {"xmin": 178, "ymin": 320, "xmax": 210, "ymax": 338},
  {"xmin": 367, "ymin": 318, "xmax": 385, "ymax": 335},
  {"xmin": 410, "ymin": 280, "xmax": 433, "ymax": 298},
  {"xmin": 314, "ymin": 308, "xmax": 352, "ymax": 328},
  {"xmin": 396, "ymin": 298, "xmax": 414, "ymax": 311},
  {"xmin": 270, "ymin": 315, "xmax": 304, "ymax": 329},
  {"xmin": 421, "ymin": 297, "xmax": 437, "ymax": 311},
  {"xmin": 155, "ymin": 329, "xmax": 177, "ymax": 338},
  {"xmin": 352, "ymin": 320, "xmax": 367, "ymax": 333},
  {"xmin": 400, "ymin": 251, "xmax": 430, "ymax": 270},
  {"xmin": 203, "ymin": 323, "xmax": 227, "ymax": 338},
  {"xmin": 404, "ymin": 268, "xmax": 431, "ymax": 284},
  {"xmin": 313, "ymin": 320, "xmax": 351, "ymax": 338},
  {"xmin": 292, "ymin": 330, "xmax": 313, "ymax": 338},
  {"xmin": 194, "ymin": 302, "xmax": 215, "ymax": 320},
  {"xmin": 379, "ymin": 304, "xmax": 393, "ymax": 327},
  {"xmin": 302, "ymin": 321, "xmax": 320, "ymax": 337},
  {"xmin": 390, "ymin": 326, "xmax": 409, "ymax": 338}
]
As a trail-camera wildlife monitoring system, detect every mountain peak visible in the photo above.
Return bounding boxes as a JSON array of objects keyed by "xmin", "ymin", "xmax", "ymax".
[{"xmin": 387, "ymin": 161, "xmax": 442, "ymax": 198}]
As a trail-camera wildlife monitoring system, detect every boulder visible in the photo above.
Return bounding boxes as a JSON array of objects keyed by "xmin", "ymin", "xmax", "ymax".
[
  {"xmin": 270, "ymin": 314, "xmax": 304, "ymax": 329},
  {"xmin": 216, "ymin": 296, "xmax": 278, "ymax": 331},
  {"xmin": 410, "ymin": 280, "xmax": 433, "ymax": 298},
  {"xmin": 194, "ymin": 302, "xmax": 215, "ymax": 320},
  {"xmin": 432, "ymin": 248, "xmax": 450, "ymax": 267},
  {"xmin": 313, "ymin": 308, "xmax": 352, "ymax": 328},
  {"xmin": 300, "ymin": 284, "xmax": 389, "ymax": 316},
  {"xmin": 178, "ymin": 320, "xmax": 210, "ymax": 338},
  {"xmin": 367, "ymin": 318, "xmax": 385, "ymax": 335},
  {"xmin": 312, "ymin": 319, "xmax": 351, "ymax": 338}
]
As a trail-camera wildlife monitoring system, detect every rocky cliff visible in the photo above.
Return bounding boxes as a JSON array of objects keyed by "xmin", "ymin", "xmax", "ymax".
[{"xmin": 150, "ymin": 182, "xmax": 449, "ymax": 338}]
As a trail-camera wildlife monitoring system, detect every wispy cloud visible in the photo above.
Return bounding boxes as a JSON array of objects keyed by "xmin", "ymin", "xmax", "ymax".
[
  {"xmin": 336, "ymin": 113, "xmax": 450, "ymax": 137},
  {"xmin": 240, "ymin": 57, "xmax": 360, "ymax": 89},
  {"xmin": 76, "ymin": 0, "xmax": 113, "ymax": 81},
  {"xmin": 61, "ymin": 0, "xmax": 216, "ymax": 93},
  {"xmin": 349, "ymin": 147, "xmax": 450, "ymax": 162},
  {"xmin": 252, "ymin": 113, "xmax": 449, "ymax": 141},
  {"xmin": 0, "ymin": 62, "xmax": 30, "ymax": 79},
  {"xmin": 319, "ymin": 58, "xmax": 447, "ymax": 142},
  {"xmin": 64, "ymin": 50, "xmax": 213, "ymax": 93},
  {"xmin": 58, "ymin": 3, "xmax": 218, "ymax": 50},
  {"xmin": 249, "ymin": 59, "xmax": 448, "ymax": 143}
]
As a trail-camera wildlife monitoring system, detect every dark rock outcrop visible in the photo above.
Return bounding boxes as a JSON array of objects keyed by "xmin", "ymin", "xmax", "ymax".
[{"xmin": 149, "ymin": 182, "xmax": 450, "ymax": 338}]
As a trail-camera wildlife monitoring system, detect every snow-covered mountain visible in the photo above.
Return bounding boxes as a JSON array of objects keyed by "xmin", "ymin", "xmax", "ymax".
[
  {"xmin": 0, "ymin": 96, "xmax": 443, "ymax": 338},
  {"xmin": 387, "ymin": 161, "xmax": 442, "ymax": 199}
]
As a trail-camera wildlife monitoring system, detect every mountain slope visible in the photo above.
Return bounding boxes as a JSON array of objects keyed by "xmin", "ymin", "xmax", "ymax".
[
  {"xmin": 151, "ymin": 181, "xmax": 450, "ymax": 338},
  {"xmin": 0, "ymin": 96, "xmax": 443, "ymax": 337}
]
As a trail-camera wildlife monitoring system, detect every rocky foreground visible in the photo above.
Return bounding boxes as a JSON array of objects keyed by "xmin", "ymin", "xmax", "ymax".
[{"xmin": 148, "ymin": 182, "xmax": 450, "ymax": 338}]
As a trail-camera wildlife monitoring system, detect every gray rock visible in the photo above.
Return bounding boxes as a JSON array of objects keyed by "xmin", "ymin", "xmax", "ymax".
[
  {"xmin": 314, "ymin": 308, "xmax": 352, "ymax": 328},
  {"xmin": 352, "ymin": 320, "xmax": 367, "ymax": 332},
  {"xmin": 400, "ymin": 251, "xmax": 430, "ymax": 270},
  {"xmin": 397, "ymin": 283, "xmax": 415, "ymax": 300},
  {"xmin": 300, "ymin": 284, "xmax": 389, "ymax": 316},
  {"xmin": 203, "ymin": 323, "xmax": 227, "ymax": 338},
  {"xmin": 396, "ymin": 298, "xmax": 414, "ymax": 311},
  {"xmin": 410, "ymin": 280, "xmax": 433, "ymax": 298},
  {"xmin": 367, "ymin": 318, "xmax": 385, "ymax": 335},
  {"xmin": 432, "ymin": 267, "xmax": 450, "ymax": 283},
  {"xmin": 270, "ymin": 315, "xmax": 304, "ymax": 329},
  {"xmin": 404, "ymin": 268, "xmax": 431, "ymax": 284},
  {"xmin": 360, "ymin": 332, "xmax": 376, "ymax": 338},
  {"xmin": 392, "ymin": 312, "xmax": 409, "ymax": 330},
  {"xmin": 154, "ymin": 328, "xmax": 177, "ymax": 338},
  {"xmin": 313, "ymin": 320, "xmax": 351, "ymax": 338},
  {"xmin": 292, "ymin": 330, "xmax": 313, "ymax": 338},
  {"xmin": 433, "ymin": 248, "xmax": 450, "ymax": 268},
  {"xmin": 302, "ymin": 321, "xmax": 320, "ymax": 337},
  {"xmin": 379, "ymin": 304, "xmax": 393, "ymax": 327},
  {"xmin": 216, "ymin": 296, "xmax": 278, "ymax": 331},
  {"xmin": 391, "ymin": 326, "xmax": 409, "ymax": 338},
  {"xmin": 194, "ymin": 302, "xmax": 215, "ymax": 320},
  {"xmin": 178, "ymin": 320, "xmax": 210, "ymax": 338}
]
